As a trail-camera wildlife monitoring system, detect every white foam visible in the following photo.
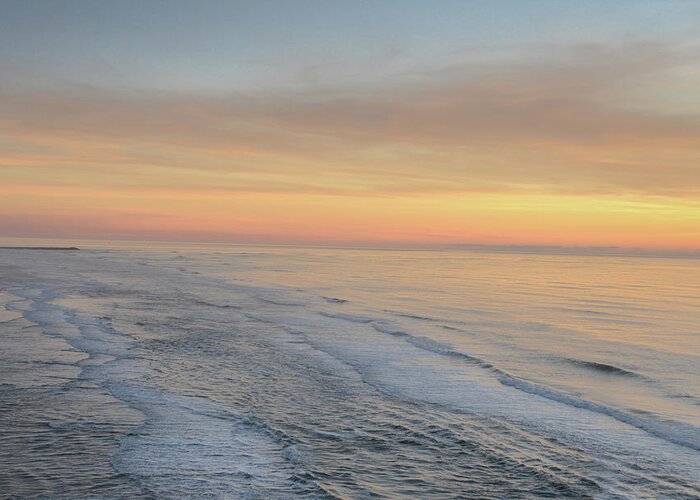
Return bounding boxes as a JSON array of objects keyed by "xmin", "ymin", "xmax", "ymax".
[{"xmin": 111, "ymin": 386, "xmax": 297, "ymax": 497}]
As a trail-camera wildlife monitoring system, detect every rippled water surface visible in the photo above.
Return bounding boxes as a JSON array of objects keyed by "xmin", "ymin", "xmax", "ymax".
[{"xmin": 0, "ymin": 243, "xmax": 698, "ymax": 498}]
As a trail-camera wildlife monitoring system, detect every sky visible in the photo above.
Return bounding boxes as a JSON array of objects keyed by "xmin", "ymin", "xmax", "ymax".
[{"xmin": 1, "ymin": 0, "xmax": 700, "ymax": 249}]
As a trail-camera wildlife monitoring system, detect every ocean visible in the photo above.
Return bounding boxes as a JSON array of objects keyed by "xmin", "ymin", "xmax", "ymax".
[{"xmin": 0, "ymin": 242, "xmax": 698, "ymax": 498}]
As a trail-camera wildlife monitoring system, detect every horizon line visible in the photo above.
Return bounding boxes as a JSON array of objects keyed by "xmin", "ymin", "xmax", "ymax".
[{"xmin": 2, "ymin": 235, "xmax": 698, "ymax": 259}]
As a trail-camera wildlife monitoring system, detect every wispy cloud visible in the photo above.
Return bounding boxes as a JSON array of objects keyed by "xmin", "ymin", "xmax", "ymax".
[
  {"xmin": 1, "ymin": 37, "xmax": 700, "ymax": 247},
  {"xmin": 2, "ymin": 40, "xmax": 699, "ymax": 199}
]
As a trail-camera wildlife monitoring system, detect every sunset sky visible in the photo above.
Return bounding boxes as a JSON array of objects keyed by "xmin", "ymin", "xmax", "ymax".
[{"xmin": 2, "ymin": 0, "xmax": 700, "ymax": 249}]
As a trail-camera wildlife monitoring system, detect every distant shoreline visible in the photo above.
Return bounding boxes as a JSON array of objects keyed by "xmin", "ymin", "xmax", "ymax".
[{"xmin": 0, "ymin": 246, "xmax": 79, "ymax": 251}]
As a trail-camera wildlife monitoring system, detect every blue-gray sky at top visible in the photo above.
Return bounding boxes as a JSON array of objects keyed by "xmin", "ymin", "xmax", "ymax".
[{"xmin": 2, "ymin": 0, "xmax": 698, "ymax": 91}]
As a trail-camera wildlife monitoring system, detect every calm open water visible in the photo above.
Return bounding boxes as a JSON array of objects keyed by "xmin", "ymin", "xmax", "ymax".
[{"xmin": 0, "ymin": 243, "xmax": 698, "ymax": 498}]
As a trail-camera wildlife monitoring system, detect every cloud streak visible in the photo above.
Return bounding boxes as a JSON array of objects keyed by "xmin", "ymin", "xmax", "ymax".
[
  {"xmin": 1, "ymin": 38, "xmax": 699, "ymax": 247},
  {"xmin": 2, "ymin": 40, "xmax": 700, "ymax": 199}
]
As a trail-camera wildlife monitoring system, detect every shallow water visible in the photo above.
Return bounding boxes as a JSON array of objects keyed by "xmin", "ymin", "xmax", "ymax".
[{"xmin": 0, "ymin": 244, "xmax": 698, "ymax": 498}]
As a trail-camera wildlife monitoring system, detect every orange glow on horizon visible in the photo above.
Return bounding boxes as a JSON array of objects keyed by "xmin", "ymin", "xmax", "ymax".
[
  {"xmin": 2, "ymin": 181, "xmax": 698, "ymax": 250},
  {"xmin": 2, "ymin": 37, "xmax": 699, "ymax": 251}
]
